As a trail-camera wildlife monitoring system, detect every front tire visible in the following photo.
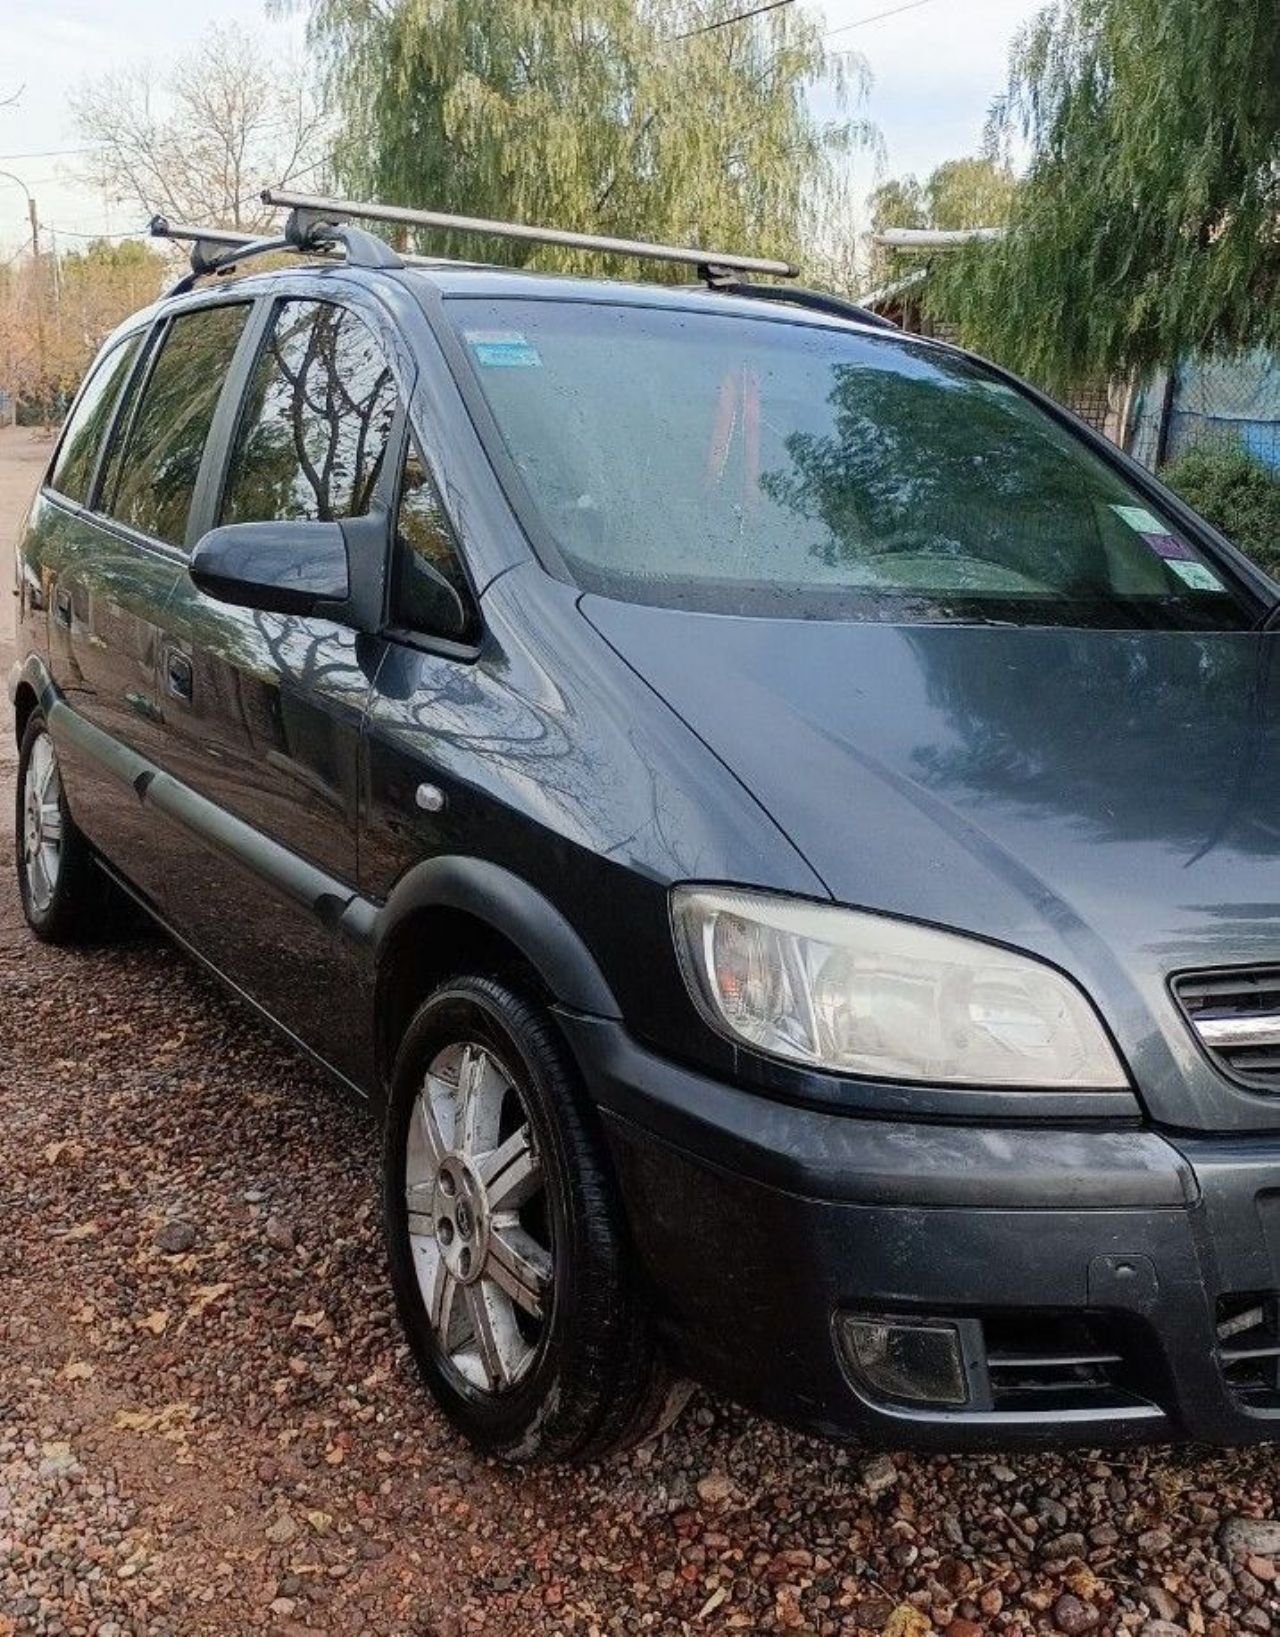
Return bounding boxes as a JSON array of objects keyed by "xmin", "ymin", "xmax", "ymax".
[
  {"xmin": 14, "ymin": 711, "xmax": 113, "ymax": 944},
  {"xmin": 383, "ymin": 974, "xmax": 682, "ymax": 1463}
]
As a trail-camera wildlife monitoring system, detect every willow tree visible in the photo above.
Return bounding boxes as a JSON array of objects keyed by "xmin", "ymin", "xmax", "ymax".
[
  {"xmin": 278, "ymin": 0, "xmax": 873, "ymax": 279},
  {"xmin": 924, "ymin": 0, "xmax": 1280, "ymax": 389}
]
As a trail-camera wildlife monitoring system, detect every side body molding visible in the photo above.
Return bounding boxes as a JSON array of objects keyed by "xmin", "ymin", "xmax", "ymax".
[
  {"xmin": 373, "ymin": 855, "xmax": 622, "ymax": 1020},
  {"xmin": 21, "ymin": 673, "xmax": 377, "ymax": 944}
]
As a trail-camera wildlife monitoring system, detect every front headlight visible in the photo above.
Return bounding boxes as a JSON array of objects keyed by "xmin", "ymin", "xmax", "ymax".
[{"xmin": 671, "ymin": 887, "xmax": 1127, "ymax": 1089}]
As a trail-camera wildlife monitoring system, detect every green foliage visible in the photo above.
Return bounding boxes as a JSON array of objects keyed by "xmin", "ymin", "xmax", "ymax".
[
  {"xmin": 868, "ymin": 175, "xmax": 927, "ymax": 235},
  {"xmin": 1162, "ymin": 444, "xmax": 1280, "ymax": 578},
  {"xmin": 278, "ymin": 0, "xmax": 874, "ymax": 279},
  {"xmin": 870, "ymin": 156, "xmax": 1016, "ymax": 237},
  {"xmin": 924, "ymin": 0, "xmax": 1280, "ymax": 389}
]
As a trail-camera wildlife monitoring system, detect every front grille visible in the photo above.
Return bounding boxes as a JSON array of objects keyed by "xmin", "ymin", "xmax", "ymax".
[
  {"xmin": 1173, "ymin": 966, "xmax": 1280, "ymax": 1086},
  {"xmin": 1217, "ymin": 1294, "xmax": 1280, "ymax": 1406},
  {"xmin": 981, "ymin": 1312, "xmax": 1159, "ymax": 1417}
]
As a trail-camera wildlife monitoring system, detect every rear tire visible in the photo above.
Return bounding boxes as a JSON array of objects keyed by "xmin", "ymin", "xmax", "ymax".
[
  {"xmin": 15, "ymin": 711, "xmax": 125, "ymax": 944},
  {"xmin": 383, "ymin": 973, "xmax": 683, "ymax": 1463}
]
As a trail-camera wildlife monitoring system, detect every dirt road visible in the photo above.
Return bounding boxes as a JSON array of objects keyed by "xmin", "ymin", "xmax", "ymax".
[{"xmin": 1, "ymin": 430, "xmax": 1278, "ymax": 1636}]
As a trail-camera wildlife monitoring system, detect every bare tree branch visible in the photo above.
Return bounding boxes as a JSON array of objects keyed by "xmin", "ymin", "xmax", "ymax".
[{"xmin": 70, "ymin": 23, "xmax": 331, "ymax": 232}]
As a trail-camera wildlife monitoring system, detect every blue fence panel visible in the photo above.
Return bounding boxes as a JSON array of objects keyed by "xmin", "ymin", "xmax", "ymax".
[{"xmin": 1130, "ymin": 350, "xmax": 1280, "ymax": 472}]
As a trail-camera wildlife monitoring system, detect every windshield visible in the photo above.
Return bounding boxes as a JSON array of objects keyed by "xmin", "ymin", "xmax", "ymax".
[{"xmin": 448, "ymin": 296, "xmax": 1257, "ymax": 630}]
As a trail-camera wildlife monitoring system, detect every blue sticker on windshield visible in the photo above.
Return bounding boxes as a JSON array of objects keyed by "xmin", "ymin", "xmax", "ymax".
[{"xmin": 465, "ymin": 329, "xmax": 541, "ymax": 368}]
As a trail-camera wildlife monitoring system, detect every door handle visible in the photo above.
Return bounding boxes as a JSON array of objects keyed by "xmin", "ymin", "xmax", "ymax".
[
  {"xmin": 165, "ymin": 648, "xmax": 193, "ymax": 702},
  {"xmin": 54, "ymin": 587, "xmax": 72, "ymax": 627}
]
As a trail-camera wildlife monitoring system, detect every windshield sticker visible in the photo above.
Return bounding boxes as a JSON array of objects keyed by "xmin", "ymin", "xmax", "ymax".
[
  {"xmin": 1112, "ymin": 504, "xmax": 1166, "ymax": 534},
  {"xmin": 1111, "ymin": 503, "xmax": 1194, "ymax": 560},
  {"xmin": 1166, "ymin": 559, "xmax": 1226, "ymax": 592},
  {"xmin": 464, "ymin": 329, "xmax": 541, "ymax": 368}
]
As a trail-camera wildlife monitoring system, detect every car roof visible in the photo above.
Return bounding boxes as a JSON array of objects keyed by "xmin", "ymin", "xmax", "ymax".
[
  {"xmin": 397, "ymin": 261, "xmax": 911, "ymax": 339},
  {"xmin": 115, "ymin": 255, "xmax": 920, "ymax": 362}
]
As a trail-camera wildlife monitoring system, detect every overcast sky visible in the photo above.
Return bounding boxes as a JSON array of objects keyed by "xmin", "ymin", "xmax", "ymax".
[{"xmin": 0, "ymin": 0, "xmax": 1039, "ymax": 256}]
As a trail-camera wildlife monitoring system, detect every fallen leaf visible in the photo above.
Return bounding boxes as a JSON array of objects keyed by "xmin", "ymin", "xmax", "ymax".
[
  {"xmin": 187, "ymin": 1283, "xmax": 231, "ymax": 1318},
  {"xmin": 60, "ymin": 1359, "xmax": 94, "ymax": 1382},
  {"xmin": 697, "ymin": 1471, "xmax": 735, "ymax": 1507},
  {"xmin": 114, "ymin": 1409, "xmax": 161, "ymax": 1433},
  {"xmin": 114, "ymin": 1402, "xmax": 192, "ymax": 1436},
  {"xmin": 323, "ymin": 1445, "xmax": 344, "ymax": 1466},
  {"xmin": 884, "ymin": 1607, "xmax": 932, "ymax": 1637},
  {"xmin": 1067, "ymin": 1565, "xmax": 1105, "ymax": 1600},
  {"xmin": 137, "ymin": 1310, "xmax": 170, "ymax": 1336},
  {"xmin": 698, "ymin": 1587, "xmax": 729, "ymax": 1621},
  {"xmin": 265, "ymin": 1515, "xmax": 298, "ymax": 1545},
  {"xmin": 306, "ymin": 1510, "xmax": 334, "ymax": 1535}
]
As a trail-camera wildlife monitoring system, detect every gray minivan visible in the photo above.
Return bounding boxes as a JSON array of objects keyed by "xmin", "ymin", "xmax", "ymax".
[{"xmin": 12, "ymin": 199, "xmax": 1280, "ymax": 1461}]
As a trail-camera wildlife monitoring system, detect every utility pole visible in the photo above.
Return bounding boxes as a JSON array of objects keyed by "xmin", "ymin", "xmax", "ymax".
[
  {"xmin": 0, "ymin": 171, "xmax": 46, "ymax": 419},
  {"xmin": 27, "ymin": 194, "xmax": 47, "ymax": 421}
]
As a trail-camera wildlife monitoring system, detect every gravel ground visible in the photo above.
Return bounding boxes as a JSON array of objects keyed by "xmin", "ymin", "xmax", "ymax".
[{"xmin": 4, "ymin": 428, "xmax": 1280, "ymax": 1636}]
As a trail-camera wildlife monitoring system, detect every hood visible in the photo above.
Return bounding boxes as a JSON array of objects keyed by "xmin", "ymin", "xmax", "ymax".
[{"xmin": 583, "ymin": 597, "xmax": 1280, "ymax": 1131}]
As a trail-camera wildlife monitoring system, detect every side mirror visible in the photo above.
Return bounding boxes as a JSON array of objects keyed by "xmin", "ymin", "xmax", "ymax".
[{"xmin": 189, "ymin": 520, "xmax": 351, "ymax": 619}]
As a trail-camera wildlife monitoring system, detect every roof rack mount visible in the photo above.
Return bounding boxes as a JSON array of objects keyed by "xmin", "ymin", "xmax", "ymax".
[{"xmin": 261, "ymin": 187, "xmax": 800, "ymax": 280}]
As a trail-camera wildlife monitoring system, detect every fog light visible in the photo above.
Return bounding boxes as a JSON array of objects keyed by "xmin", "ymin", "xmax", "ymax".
[{"xmin": 837, "ymin": 1314, "xmax": 969, "ymax": 1407}]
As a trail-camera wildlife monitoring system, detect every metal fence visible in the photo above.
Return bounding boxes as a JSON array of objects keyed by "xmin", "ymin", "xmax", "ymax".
[{"xmin": 1129, "ymin": 348, "xmax": 1280, "ymax": 471}]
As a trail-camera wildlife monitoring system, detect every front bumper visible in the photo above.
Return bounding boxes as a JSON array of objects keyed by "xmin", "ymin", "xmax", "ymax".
[{"xmin": 560, "ymin": 1013, "xmax": 1280, "ymax": 1449}]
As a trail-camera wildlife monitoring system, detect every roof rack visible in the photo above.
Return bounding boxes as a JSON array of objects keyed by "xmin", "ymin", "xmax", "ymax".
[
  {"xmin": 262, "ymin": 187, "xmax": 800, "ymax": 281},
  {"xmin": 150, "ymin": 212, "xmax": 414, "ymax": 295},
  {"xmin": 152, "ymin": 197, "xmax": 880, "ymax": 331}
]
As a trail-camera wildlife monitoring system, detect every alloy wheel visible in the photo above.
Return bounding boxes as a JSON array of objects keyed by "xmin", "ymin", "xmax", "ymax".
[
  {"xmin": 405, "ymin": 1040, "xmax": 553, "ymax": 1393},
  {"xmin": 21, "ymin": 732, "xmax": 64, "ymax": 913}
]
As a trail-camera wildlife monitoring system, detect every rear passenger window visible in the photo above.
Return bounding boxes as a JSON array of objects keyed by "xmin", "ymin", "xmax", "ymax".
[
  {"xmin": 221, "ymin": 300, "xmax": 397, "ymax": 525},
  {"xmin": 106, "ymin": 303, "xmax": 249, "ymax": 548},
  {"xmin": 48, "ymin": 333, "xmax": 142, "ymax": 506}
]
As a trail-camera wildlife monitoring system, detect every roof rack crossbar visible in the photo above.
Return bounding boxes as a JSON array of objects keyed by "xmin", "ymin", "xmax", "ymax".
[
  {"xmin": 150, "ymin": 213, "xmax": 485, "ymax": 293},
  {"xmin": 262, "ymin": 188, "xmax": 800, "ymax": 280},
  {"xmin": 150, "ymin": 218, "xmax": 303, "ymax": 295}
]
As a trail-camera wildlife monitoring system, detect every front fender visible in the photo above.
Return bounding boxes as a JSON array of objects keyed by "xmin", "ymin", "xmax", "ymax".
[{"xmin": 372, "ymin": 854, "xmax": 621, "ymax": 1020}]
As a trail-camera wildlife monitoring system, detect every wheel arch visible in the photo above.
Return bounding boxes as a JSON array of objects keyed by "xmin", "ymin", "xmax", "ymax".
[
  {"xmin": 9, "ymin": 653, "xmax": 55, "ymax": 748},
  {"xmin": 12, "ymin": 680, "xmax": 38, "ymax": 748},
  {"xmin": 371, "ymin": 856, "xmax": 621, "ymax": 1093}
]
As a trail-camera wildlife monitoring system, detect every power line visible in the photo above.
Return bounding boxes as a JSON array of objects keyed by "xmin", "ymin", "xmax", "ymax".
[
  {"xmin": 0, "ymin": 145, "xmax": 99, "ymax": 161},
  {"xmin": 42, "ymin": 225, "xmax": 146, "ymax": 241},
  {"xmin": 824, "ymin": 0, "xmax": 938, "ymax": 40},
  {"xmin": 675, "ymin": 0, "xmax": 796, "ymax": 40}
]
